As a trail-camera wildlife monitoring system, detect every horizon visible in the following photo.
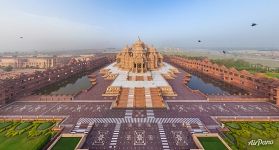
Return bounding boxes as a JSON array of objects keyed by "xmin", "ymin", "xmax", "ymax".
[{"xmin": 1, "ymin": 0, "xmax": 279, "ymax": 52}]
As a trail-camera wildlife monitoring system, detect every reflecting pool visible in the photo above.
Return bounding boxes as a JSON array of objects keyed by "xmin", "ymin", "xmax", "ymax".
[
  {"xmin": 36, "ymin": 75, "xmax": 92, "ymax": 95},
  {"xmin": 187, "ymin": 73, "xmax": 247, "ymax": 95}
]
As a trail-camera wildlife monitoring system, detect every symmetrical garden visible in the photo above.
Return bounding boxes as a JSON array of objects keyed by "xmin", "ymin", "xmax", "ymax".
[
  {"xmin": 0, "ymin": 121, "xmax": 57, "ymax": 150},
  {"xmin": 223, "ymin": 121, "xmax": 279, "ymax": 150}
]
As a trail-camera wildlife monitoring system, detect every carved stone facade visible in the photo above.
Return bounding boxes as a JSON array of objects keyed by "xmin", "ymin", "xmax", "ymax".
[{"xmin": 116, "ymin": 39, "xmax": 163, "ymax": 73}]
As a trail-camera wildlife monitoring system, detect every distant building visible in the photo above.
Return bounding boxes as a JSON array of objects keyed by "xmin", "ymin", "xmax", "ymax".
[
  {"xmin": 73, "ymin": 54, "xmax": 95, "ymax": 61},
  {"xmin": 0, "ymin": 56, "xmax": 57, "ymax": 69},
  {"xmin": 0, "ymin": 55, "xmax": 75, "ymax": 69}
]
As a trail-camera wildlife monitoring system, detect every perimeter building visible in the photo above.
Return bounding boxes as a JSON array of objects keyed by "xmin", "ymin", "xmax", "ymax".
[{"xmin": 0, "ymin": 56, "xmax": 71, "ymax": 69}]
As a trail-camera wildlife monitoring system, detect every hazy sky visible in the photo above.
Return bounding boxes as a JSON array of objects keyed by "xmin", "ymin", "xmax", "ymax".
[{"xmin": 0, "ymin": 0, "xmax": 279, "ymax": 52}]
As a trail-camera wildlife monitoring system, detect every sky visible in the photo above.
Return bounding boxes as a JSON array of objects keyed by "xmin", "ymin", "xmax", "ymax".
[{"xmin": 0, "ymin": 0, "xmax": 279, "ymax": 52}]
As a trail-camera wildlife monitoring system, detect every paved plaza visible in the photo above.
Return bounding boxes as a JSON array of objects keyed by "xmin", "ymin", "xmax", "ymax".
[
  {"xmin": 81, "ymin": 123, "xmax": 196, "ymax": 150},
  {"xmin": 75, "ymin": 69, "xmax": 116, "ymax": 100},
  {"xmin": 1, "ymin": 100, "xmax": 279, "ymax": 149},
  {"xmin": 1, "ymin": 61, "xmax": 279, "ymax": 149},
  {"xmin": 164, "ymin": 68, "xmax": 207, "ymax": 100},
  {"xmin": 2, "ymin": 101, "xmax": 279, "ymax": 123}
]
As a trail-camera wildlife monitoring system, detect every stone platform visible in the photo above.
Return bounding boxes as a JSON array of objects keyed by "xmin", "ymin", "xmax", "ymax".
[
  {"xmin": 102, "ymin": 62, "xmax": 177, "ymax": 108},
  {"xmin": 113, "ymin": 87, "xmax": 165, "ymax": 108}
]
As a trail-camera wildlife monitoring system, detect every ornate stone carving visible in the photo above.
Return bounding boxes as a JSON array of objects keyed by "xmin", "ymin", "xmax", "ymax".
[{"xmin": 116, "ymin": 39, "xmax": 163, "ymax": 73}]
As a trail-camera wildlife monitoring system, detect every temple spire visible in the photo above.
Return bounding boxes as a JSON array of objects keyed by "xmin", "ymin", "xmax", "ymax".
[{"xmin": 138, "ymin": 36, "xmax": 141, "ymax": 41}]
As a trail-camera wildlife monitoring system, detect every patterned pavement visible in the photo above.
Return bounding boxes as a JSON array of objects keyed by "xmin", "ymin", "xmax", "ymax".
[
  {"xmin": 77, "ymin": 117, "xmax": 202, "ymax": 124},
  {"xmin": 1, "ymin": 101, "xmax": 279, "ymax": 149}
]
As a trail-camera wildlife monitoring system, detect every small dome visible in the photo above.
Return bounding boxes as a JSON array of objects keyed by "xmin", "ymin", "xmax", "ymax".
[
  {"xmin": 123, "ymin": 45, "xmax": 130, "ymax": 52},
  {"xmin": 148, "ymin": 45, "xmax": 156, "ymax": 52},
  {"xmin": 133, "ymin": 39, "xmax": 145, "ymax": 49}
]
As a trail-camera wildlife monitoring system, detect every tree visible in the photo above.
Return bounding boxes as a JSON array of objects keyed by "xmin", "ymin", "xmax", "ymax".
[{"xmin": 3, "ymin": 65, "xmax": 13, "ymax": 72}]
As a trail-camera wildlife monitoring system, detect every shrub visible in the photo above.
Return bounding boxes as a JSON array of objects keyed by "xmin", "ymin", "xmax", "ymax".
[
  {"xmin": 240, "ymin": 130, "xmax": 251, "ymax": 139},
  {"xmin": 16, "ymin": 122, "xmax": 32, "ymax": 130},
  {"xmin": 271, "ymin": 122, "xmax": 279, "ymax": 128},
  {"xmin": 0, "ymin": 122, "xmax": 12, "ymax": 129},
  {"xmin": 226, "ymin": 122, "xmax": 241, "ymax": 130},
  {"xmin": 248, "ymin": 122, "xmax": 265, "ymax": 130},
  {"xmin": 32, "ymin": 133, "xmax": 52, "ymax": 150},
  {"xmin": 238, "ymin": 142, "xmax": 247, "ymax": 150},
  {"xmin": 37, "ymin": 122, "xmax": 54, "ymax": 130},
  {"xmin": 3, "ymin": 65, "xmax": 13, "ymax": 72},
  {"xmin": 225, "ymin": 133, "xmax": 237, "ymax": 144}
]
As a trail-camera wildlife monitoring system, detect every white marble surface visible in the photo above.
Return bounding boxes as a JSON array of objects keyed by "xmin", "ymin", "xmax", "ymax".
[{"xmin": 103, "ymin": 62, "xmax": 176, "ymax": 88}]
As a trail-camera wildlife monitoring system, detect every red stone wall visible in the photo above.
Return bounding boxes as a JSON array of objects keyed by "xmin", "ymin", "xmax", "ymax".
[
  {"xmin": 165, "ymin": 55, "xmax": 279, "ymax": 104},
  {"xmin": 0, "ymin": 55, "xmax": 115, "ymax": 104}
]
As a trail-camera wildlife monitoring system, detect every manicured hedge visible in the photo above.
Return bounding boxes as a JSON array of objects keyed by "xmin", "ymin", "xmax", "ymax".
[
  {"xmin": 272, "ymin": 122, "xmax": 279, "ymax": 128},
  {"xmin": 0, "ymin": 121, "xmax": 57, "ymax": 150},
  {"xmin": 223, "ymin": 122, "xmax": 279, "ymax": 150},
  {"xmin": 37, "ymin": 122, "xmax": 54, "ymax": 130},
  {"xmin": 225, "ymin": 122, "xmax": 241, "ymax": 130},
  {"xmin": 0, "ymin": 122, "xmax": 12, "ymax": 129},
  {"xmin": 248, "ymin": 122, "xmax": 265, "ymax": 130},
  {"xmin": 16, "ymin": 122, "xmax": 32, "ymax": 130},
  {"xmin": 225, "ymin": 132, "xmax": 236, "ymax": 144}
]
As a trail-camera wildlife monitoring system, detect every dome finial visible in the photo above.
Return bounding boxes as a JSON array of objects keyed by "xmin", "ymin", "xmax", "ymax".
[{"xmin": 138, "ymin": 36, "xmax": 141, "ymax": 41}]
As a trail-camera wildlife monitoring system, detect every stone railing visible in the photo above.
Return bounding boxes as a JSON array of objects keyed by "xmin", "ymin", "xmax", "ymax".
[
  {"xmin": 207, "ymin": 95, "xmax": 269, "ymax": 102},
  {"xmin": 214, "ymin": 116, "xmax": 279, "ymax": 122}
]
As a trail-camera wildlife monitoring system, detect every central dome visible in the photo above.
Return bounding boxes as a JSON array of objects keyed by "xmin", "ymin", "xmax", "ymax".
[{"xmin": 133, "ymin": 39, "xmax": 146, "ymax": 51}]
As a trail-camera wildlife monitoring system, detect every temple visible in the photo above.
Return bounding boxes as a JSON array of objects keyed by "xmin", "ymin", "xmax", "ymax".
[
  {"xmin": 116, "ymin": 38, "xmax": 163, "ymax": 73},
  {"xmin": 102, "ymin": 39, "xmax": 177, "ymax": 108}
]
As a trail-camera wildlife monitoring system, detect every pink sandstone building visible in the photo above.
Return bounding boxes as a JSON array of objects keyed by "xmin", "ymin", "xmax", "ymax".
[
  {"xmin": 165, "ymin": 55, "xmax": 279, "ymax": 105},
  {"xmin": 0, "ymin": 55, "xmax": 115, "ymax": 105}
]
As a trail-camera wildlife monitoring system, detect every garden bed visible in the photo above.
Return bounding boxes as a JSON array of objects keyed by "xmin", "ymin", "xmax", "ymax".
[
  {"xmin": 0, "ymin": 121, "xmax": 57, "ymax": 150},
  {"xmin": 223, "ymin": 121, "xmax": 279, "ymax": 150}
]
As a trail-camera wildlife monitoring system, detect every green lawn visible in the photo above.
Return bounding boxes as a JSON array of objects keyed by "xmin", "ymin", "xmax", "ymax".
[
  {"xmin": 51, "ymin": 137, "xmax": 81, "ymax": 150},
  {"xmin": 0, "ymin": 121, "xmax": 56, "ymax": 150},
  {"xmin": 264, "ymin": 72, "xmax": 279, "ymax": 79},
  {"xmin": 198, "ymin": 137, "xmax": 228, "ymax": 150},
  {"xmin": 223, "ymin": 122, "xmax": 279, "ymax": 150}
]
